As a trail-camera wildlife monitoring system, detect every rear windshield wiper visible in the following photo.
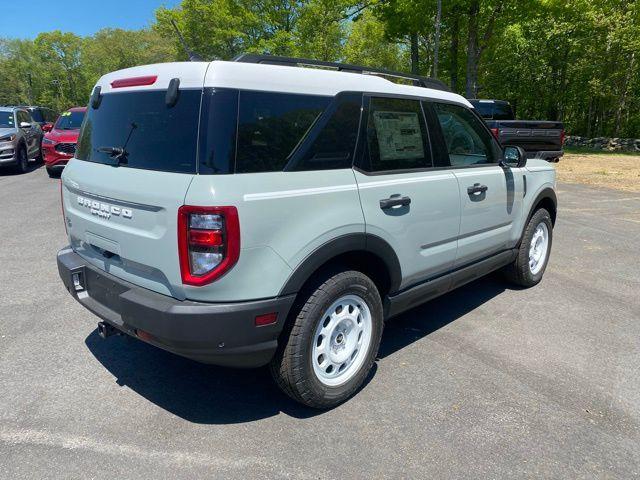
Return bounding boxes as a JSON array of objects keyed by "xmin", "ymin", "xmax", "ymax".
[{"xmin": 97, "ymin": 122, "xmax": 137, "ymax": 166}]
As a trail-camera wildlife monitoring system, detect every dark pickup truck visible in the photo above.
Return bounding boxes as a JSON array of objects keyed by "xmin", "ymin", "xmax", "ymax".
[{"xmin": 469, "ymin": 99, "xmax": 564, "ymax": 162}]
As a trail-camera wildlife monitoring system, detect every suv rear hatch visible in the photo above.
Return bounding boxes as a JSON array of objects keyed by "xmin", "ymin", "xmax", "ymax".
[{"xmin": 61, "ymin": 64, "xmax": 208, "ymax": 299}]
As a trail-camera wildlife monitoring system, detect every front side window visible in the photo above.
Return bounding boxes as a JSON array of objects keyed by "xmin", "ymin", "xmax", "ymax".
[
  {"xmin": 433, "ymin": 102, "xmax": 497, "ymax": 166},
  {"xmin": 363, "ymin": 97, "xmax": 432, "ymax": 172},
  {"xmin": 17, "ymin": 111, "xmax": 30, "ymax": 125},
  {"xmin": 76, "ymin": 89, "xmax": 201, "ymax": 174},
  {"xmin": 235, "ymin": 91, "xmax": 331, "ymax": 173}
]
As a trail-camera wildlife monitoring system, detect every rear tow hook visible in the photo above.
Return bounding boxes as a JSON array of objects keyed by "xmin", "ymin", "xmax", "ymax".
[{"xmin": 97, "ymin": 321, "xmax": 118, "ymax": 339}]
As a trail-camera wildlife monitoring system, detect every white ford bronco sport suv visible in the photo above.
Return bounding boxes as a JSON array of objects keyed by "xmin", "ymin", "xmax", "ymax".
[{"xmin": 57, "ymin": 55, "xmax": 557, "ymax": 408}]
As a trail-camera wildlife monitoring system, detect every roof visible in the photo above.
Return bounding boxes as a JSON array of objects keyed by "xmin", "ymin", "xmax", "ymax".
[
  {"xmin": 95, "ymin": 60, "xmax": 470, "ymax": 107},
  {"xmin": 67, "ymin": 107, "xmax": 87, "ymax": 112}
]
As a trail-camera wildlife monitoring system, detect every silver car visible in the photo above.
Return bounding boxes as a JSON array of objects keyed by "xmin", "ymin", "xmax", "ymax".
[{"xmin": 0, "ymin": 107, "xmax": 43, "ymax": 173}]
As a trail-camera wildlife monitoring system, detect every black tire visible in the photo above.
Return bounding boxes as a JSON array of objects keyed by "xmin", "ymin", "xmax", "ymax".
[
  {"xmin": 35, "ymin": 144, "xmax": 44, "ymax": 163},
  {"xmin": 15, "ymin": 146, "xmax": 28, "ymax": 174},
  {"xmin": 270, "ymin": 270, "xmax": 384, "ymax": 409},
  {"xmin": 504, "ymin": 208, "xmax": 553, "ymax": 287},
  {"xmin": 46, "ymin": 167, "xmax": 60, "ymax": 178}
]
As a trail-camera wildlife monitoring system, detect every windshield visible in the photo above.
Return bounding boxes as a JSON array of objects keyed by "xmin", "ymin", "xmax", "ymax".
[
  {"xmin": 76, "ymin": 90, "xmax": 201, "ymax": 173},
  {"xmin": 0, "ymin": 111, "xmax": 15, "ymax": 128},
  {"xmin": 55, "ymin": 110, "xmax": 85, "ymax": 130}
]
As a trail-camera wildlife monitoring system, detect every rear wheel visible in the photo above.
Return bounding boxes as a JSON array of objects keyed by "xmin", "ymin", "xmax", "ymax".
[
  {"xmin": 270, "ymin": 270, "xmax": 383, "ymax": 409},
  {"xmin": 504, "ymin": 208, "xmax": 553, "ymax": 287}
]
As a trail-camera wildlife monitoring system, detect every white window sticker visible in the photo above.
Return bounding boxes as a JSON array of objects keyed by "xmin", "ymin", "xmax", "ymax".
[{"xmin": 373, "ymin": 111, "xmax": 424, "ymax": 161}]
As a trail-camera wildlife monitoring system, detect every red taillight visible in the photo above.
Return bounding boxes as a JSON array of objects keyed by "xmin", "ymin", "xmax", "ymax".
[
  {"xmin": 60, "ymin": 179, "xmax": 67, "ymax": 235},
  {"xmin": 110, "ymin": 75, "xmax": 157, "ymax": 89},
  {"xmin": 560, "ymin": 129, "xmax": 566, "ymax": 146},
  {"xmin": 178, "ymin": 205, "xmax": 240, "ymax": 286},
  {"xmin": 490, "ymin": 127, "xmax": 500, "ymax": 140}
]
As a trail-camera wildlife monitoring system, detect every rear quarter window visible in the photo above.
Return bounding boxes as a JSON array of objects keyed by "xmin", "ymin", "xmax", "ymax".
[{"xmin": 235, "ymin": 91, "xmax": 331, "ymax": 173}]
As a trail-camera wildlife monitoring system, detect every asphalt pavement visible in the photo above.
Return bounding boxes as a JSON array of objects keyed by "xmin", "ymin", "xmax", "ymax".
[{"xmin": 0, "ymin": 165, "xmax": 638, "ymax": 479}]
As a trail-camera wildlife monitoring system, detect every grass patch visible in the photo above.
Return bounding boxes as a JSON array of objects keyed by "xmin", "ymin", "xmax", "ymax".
[{"xmin": 556, "ymin": 152, "xmax": 640, "ymax": 192}]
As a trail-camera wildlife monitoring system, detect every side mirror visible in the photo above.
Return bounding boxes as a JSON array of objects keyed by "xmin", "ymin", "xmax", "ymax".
[
  {"xmin": 42, "ymin": 122, "xmax": 53, "ymax": 133},
  {"xmin": 19, "ymin": 122, "xmax": 32, "ymax": 129},
  {"xmin": 502, "ymin": 145, "xmax": 527, "ymax": 168}
]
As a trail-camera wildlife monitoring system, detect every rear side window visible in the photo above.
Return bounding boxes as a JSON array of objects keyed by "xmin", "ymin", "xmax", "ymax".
[
  {"xmin": 363, "ymin": 97, "xmax": 432, "ymax": 172},
  {"xmin": 76, "ymin": 89, "xmax": 201, "ymax": 174},
  {"xmin": 433, "ymin": 102, "xmax": 498, "ymax": 166},
  {"xmin": 235, "ymin": 91, "xmax": 330, "ymax": 173},
  {"xmin": 285, "ymin": 92, "xmax": 362, "ymax": 171}
]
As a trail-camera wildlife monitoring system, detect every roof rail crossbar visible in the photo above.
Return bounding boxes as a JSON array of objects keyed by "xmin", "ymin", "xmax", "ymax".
[{"xmin": 232, "ymin": 54, "xmax": 451, "ymax": 92}]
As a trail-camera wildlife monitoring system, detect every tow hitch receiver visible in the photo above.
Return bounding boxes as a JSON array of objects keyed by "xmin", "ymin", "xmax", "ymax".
[{"xmin": 98, "ymin": 321, "xmax": 118, "ymax": 339}]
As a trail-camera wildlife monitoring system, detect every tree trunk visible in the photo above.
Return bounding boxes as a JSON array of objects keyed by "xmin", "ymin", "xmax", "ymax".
[
  {"xmin": 433, "ymin": 0, "xmax": 442, "ymax": 78},
  {"xmin": 465, "ymin": 0, "xmax": 480, "ymax": 97},
  {"xmin": 449, "ymin": 12, "xmax": 459, "ymax": 92},
  {"xmin": 614, "ymin": 51, "xmax": 635, "ymax": 136},
  {"xmin": 410, "ymin": 32, "xmax": 419, "ymax": 74}
]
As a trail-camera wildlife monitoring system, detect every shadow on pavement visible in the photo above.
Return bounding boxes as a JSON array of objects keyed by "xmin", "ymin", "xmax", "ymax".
[{"xmin": 85, "ymin": 274, "xmax": 509, "ymax": 424}]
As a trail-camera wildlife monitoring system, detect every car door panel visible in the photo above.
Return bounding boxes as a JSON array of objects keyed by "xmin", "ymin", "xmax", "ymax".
[
  {"xmin": 429, "ymin": 101, "xmax": 524, "ymax": 267},
  {"xmin": 453, "ymin": 166, "xmax": 524, "ymax": 266},
  {"xmin": 355, "ymin": 170, "xmax": 461, "ymax": 289},
  {"xmin": 354, "ymin": 95, "xmax": 461, "ymax": 291}
]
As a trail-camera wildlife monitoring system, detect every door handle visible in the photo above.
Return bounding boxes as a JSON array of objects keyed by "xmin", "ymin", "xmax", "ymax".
[
  {"xmin": 380, "ymin": 195, "xmax": 411, "ymax": 209},
  {"xmin": 467, "ymin": 183, "xmax": 488, "ymax": 195}
]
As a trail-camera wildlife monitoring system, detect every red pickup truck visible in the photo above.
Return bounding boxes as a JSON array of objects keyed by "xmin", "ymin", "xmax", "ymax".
[{"xmin": 469, "ymin": 99, "xmax": 564, "ymax": 162}]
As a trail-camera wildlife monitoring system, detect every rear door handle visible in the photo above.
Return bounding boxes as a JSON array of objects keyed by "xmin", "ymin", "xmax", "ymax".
[
  {"xmin": 380, "ymin": 195, "xmax": 411, "ymax": 209},
  {"xmin": 467, "ymin": 183, "xmax": 488, "ymax": 195}
]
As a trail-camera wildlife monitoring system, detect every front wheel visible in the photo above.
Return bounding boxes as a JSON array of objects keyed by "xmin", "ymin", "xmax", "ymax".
[
  {"xmin": 504, "ymin": 208, "xmax": 553, "ymax": 287},
  {"xmin": 15, "ymin": 147, "xmax": 28, "ymax": 174},
  {"xmin": 270, "ymin": 270, "xmax": 383, "ymax": 409}
]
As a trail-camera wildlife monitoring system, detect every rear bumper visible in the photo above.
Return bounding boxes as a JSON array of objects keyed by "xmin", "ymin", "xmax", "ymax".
[
  {"xmin": 57, "ymin": 247, "xmax": 295, "ymax": 367},
  {"xmin": 526, "ymin": 150, "xmax": 564, "ymax": 162}
]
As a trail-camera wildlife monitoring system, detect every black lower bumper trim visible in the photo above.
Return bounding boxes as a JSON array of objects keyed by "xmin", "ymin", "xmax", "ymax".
[{"xmin": 57, "ymin": 247, "xmax": 296, "ymax": 368}]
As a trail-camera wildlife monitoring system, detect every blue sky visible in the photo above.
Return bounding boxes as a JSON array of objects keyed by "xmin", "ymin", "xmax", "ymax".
[{"xmin": 1, "ymin": 0, "xmax": 181, "ymax": 39}]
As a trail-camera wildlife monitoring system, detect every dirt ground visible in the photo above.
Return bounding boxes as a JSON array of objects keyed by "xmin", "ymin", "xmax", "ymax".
[{"xmin": 556, "ymin": 150, "xmax": 640, "ymax": 192}]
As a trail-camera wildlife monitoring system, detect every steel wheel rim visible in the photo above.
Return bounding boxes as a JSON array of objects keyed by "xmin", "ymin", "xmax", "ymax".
[
  {"xmin": 312, "ymin": 294, "xmax": 372, "ymax": 387},
  {"xmin": 529, "ymin": 222, "xmax": 549, "ymax": 275}
]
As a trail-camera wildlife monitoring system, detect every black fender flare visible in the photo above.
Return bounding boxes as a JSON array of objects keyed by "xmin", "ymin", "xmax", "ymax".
[
  {"xmin": 519, "ymin": 187, "xmax": 557, "ymax": 243},
  {"xmin": 279, "ymin": 233, "xmax": 402, "ymax": 296}
]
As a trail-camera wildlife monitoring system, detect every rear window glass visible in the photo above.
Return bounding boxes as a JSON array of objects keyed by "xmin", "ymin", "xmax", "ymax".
[
  {"xmin": 55, "ymin": 110, "xmax": 85, "ymax": 130},
  {"xmin": 235, "ymin": 91, "xmax": 331, "ymax": 173},
  {"xmin": 76, "ymin": 90, "xmax": 201, "ymax": 173},
  {"xmin": 472, "ymin": 101, "xmax": 514, "ymax": 120}
]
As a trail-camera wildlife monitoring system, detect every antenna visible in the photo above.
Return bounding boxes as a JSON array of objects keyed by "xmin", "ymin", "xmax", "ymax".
[{"xmin": 170, "ymin": 19, "xmax": 204, "ymax": 62}]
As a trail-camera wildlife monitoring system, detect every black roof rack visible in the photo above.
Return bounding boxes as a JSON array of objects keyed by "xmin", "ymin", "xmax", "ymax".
[{"xmin": 232, "ymin": 54, "xmax": 451, "ymax": 92}]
